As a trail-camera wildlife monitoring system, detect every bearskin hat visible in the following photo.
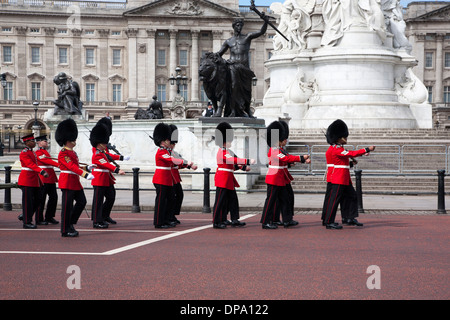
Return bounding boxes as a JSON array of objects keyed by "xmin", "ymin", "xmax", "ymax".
[
  {"xmin": 326, "ymin": 119, "xmax": 349, "ymax": 145},
  {"xmin": 152, "ymin": 123, "xmax": 171, "ymax": 147},
  {"xmin": 97, "ymin": 117, "xmax": 112, "ymax": 136},
  {"xmin": 266, "ymin": 121, "xmax": 288, "ymax": 147},
  {"xmin": 215, "ymin": 122, "xmax": 233, "ymax": 146},
  {"xmin": 89, "ymin": 123, "xmax": 110, "ymax": 148},
  {"xmin": 55, "ymin": 118, "xmax": 78, "ymax": 147},
  {"xmin": 169, "ymin": 124, "xmax": 178, "ymax": 144}
]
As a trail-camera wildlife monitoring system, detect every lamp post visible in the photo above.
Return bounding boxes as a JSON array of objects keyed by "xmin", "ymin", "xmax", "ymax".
[
  {"xmin": 169, "ymin": 66, "xmax": 188, "ymax": 95},
  {"xmin": 0, "ymin": 73, "xmax": 7, "ymax": 156}
]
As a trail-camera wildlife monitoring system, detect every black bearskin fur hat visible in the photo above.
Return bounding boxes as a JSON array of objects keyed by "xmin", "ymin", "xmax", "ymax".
[
  {"xmin": 215, "ymin": 122, "xmax": 233, "ymax": 146},
  {"xmin": 90, "ymin": 123, "xmax": 110, "ymax": 148},
  {"xmin": 97, "ymin": 117, "xmax": 112, "ymax": 136},
  {"xmin": 266, "ymin": 121, "xmax": 287, "ymax": 147},
  {"xmin": 55, "ymin": 118, "xmax": 78, "ymax": 147},
  {"xmin": 326, "ymin": 119, "xmax": 349, "ymax": 145},
  {"xmin": 152, "ymin": 123, "xmax": 171, "ymax": 147}
]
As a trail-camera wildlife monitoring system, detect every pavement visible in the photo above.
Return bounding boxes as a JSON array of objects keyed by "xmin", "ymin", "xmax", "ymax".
[{"xmin": 2, "ymin": 187, "xmax": 449, "ymax": 214}]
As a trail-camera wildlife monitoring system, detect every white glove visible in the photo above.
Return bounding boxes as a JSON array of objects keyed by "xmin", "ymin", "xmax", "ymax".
[
  {"xmin": 124, "ymin": 155, "xmax": 131, "ymax": 161},
  {"xmin": 87, "ymin": 164, "xmax": 97, "ymax": 171},
  {"xmin": 86, "ymin": 173, "xmax": 94, "ymax": 181}
]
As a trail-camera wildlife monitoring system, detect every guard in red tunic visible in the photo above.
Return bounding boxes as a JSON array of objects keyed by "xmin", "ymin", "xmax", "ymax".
[
  {"xmin": 168, "ymin": 124, "xmax": 197, "ymax": 225},
  {"xmin": 152, "ymin": 123, "xmax": 186, "ymax": 229},
  {"xmin": 18, "ymin": 134, "xmax": 49, "ymax": 229},
  {"xmin": 35, "ymin": 135, "xmax": 59, "ymax": 225},
  {"xmin": 89, "ymin": 122, "xmax": 126, "ymax": 229},
  {"xmin": 212, "ymin": 122, "xmax": 255, "ymax": 229},
  {"xmin": 322, "ymin": 119, "xmax": 375, "ymax": 229},
  {"xmin": 56, "ymin": 119, "xmax": 94, "ymax": 237},
  {"xmin": 261, "ymin": 121, "xmax": 309, "ymax": 229}
]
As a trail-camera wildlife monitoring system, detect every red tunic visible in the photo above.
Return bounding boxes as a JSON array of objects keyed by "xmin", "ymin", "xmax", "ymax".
[
  {"xmin": 170, "ymin": 150, "xmax": 190, "ymax": 184},
  {"xmin": 91, "ymin": 147, "xmax": 120, "ymax": 187},
  {"xmin": 265, "ymin": 147, "xmax": 301, "ymax": 186},
  {"xmin": 325, "ymin": 145, "xmax": 368, "ymax": 185},
  {"xmin": 58, "ymin": 147, "xmax": 87, "ymax": 190},
  {"xmin": 35, "ymin": 148, "xmax": 59, "ymax": 184},
  {"xmin": 152, "ymin": 147, "xmax": 185, "ymax": 186},
  {"xmin": 18, "ymin": 147, "xmax": 43, "ymax": 188},
  {"xmin": 214, "ymin": 148, "xmax": 248, "ymax": 190}
]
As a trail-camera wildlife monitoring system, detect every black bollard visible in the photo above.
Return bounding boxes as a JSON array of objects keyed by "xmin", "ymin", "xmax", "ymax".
[
  {"xmin": 202, "ymin": 168, "xmax": 211, "ymax": 213},
  {"xmin": 4, "ymin": 166, "xmax": 12, "ymax": 211},
  {"xmin": 131, "ymin": 167, "xmax": 141, "ymax": 213},
  {"xmin": 437, "ymin": 169, "xmax": 446, "ymax": 214},
  {"xmin": 355, "ymin": 169, "xmax": 364, "ymax": 213}
]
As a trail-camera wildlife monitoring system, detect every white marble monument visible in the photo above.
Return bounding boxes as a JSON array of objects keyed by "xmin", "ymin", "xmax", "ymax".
[{"xmin": 255, "ymin": 0, "xmax": 432, "ymax": 129}]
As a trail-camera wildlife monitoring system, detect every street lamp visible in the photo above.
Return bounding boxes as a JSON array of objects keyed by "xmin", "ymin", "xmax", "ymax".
[
  {"xmin": 0, "ymin": 73, "xmax": 6, "ymax": 89},
  {"xmin": 169, "ymin": 66, "xmax": 188, "ymax": 95},
  {"xmin": 252, "ymin": 76, "xmax": 257, "ymax": 87}
]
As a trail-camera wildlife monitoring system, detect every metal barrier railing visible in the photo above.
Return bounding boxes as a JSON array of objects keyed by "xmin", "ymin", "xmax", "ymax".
[{"xmin": 2, "ymin": 165, "xmax": 447, "ymax": 215}]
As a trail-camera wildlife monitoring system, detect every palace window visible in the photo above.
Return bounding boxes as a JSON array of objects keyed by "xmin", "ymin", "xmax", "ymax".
[
  {"xmin": 86, "ymin": 48, "xmax": 95, "ymax": 65},
  {"xmin": 445, "ymin": 52, "xmax": 450, "ymax": 68},
  {"xmin": 58, "ymin": 47, "xmax": 68, "ymax": 64},
  {"xmin": 86, "ymin": 83, "xmax": 95, "ymax": 102},
  {"xmin": 157, "ymin": 84, "xmax": 166, "ymax": 102},
  {"xmin": 112, "ymin": 49, "xmax": 121, "ymax": 66},
  {"xmin": 113, "ymin": 84, "xmax": 122, "ymax": 102},
  {"xmin": 2, "ymin": 45, "xmax": 12, "ymax": 63},
  {"xmin": 444, "ymin": 86, "xmax": 450, "ymax": 104},
  {"xmin": 179, "ymin": 50, "xmax": 188, "ymax": 66},
  {"xmin": 425, "ymin": 52, "xmax": 433, "ymax": 68},
  {"xmin": 31, "ymin": 47, "xmax": 40, "ymax": 64},
  {"xmin": 157, "ymin": 49, "xmax": 166, "ymax": 66},
  {"xmin": 3, "ymin": 82, "xmax": 13, "ymax": 101},
  {"xmin": 426, "ymin": 86, "xmax": 433, "ymax": 103},
  {"xmin": 31, "ymin": 82, "xmax": 41, "ymax": 101}
]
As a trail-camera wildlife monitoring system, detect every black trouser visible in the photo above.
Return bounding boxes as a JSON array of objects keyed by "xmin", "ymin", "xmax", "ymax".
[
  {"xmin": 61, "ymin": 189, "xmax": 87, "ymax": 234},
  {"xmin": 274, "ymin": 183, "xmax": 294, "ymax": 223},
  {"xmin": 154, "ymin": 184, "xmax": 174, "ymax": 226},
  {"xmin": 172, "ymin": 183, "xmax": 184, "ymax": 218},
  {"xmin": 212, "ymin": 187, "xmax": 240, "ymax": 224},
  {"xmin": 21, "ymin": 186, "xmax": 40, "ymax": 224},
  {"xmin": 260, "ymin": 184, "xmax": 290, "ymax": 224},
  {"xmin": 322, "ymin": 183, "xmax": 358, "ymax": 224},
  {"xmin": 37, "ymin": 183, "xmax": 58, "ymax": 222},
  {"xmin": 92, "ymin": 185, "xmax": 116, "ymax": 223}
]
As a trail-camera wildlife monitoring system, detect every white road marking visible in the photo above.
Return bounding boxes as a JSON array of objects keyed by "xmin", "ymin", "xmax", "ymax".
[{"xmin": 0, "ymin": 214, "xmax": 256, "ymax": 256}]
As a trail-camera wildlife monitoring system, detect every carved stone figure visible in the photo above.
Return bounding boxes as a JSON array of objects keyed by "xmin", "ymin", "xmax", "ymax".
[
  {"xmin": 134, "ymin": 95, "xmax": 164, "ymax": 119},
  {"xmin": 53, "ymin": 72, "xmax": 83, "ymax": 115}
]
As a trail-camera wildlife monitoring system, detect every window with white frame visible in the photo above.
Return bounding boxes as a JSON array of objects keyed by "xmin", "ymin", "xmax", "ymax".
[
  {"xmin": 179, "ymin": 49, "xmax": 188, "ymax": 66},
  {"xmin": 157, "ymin": 84, "xmax": 166, "ymax": 102},
  {"xmin": 2, "ymin": 45, "xmax": 12, "ymax": 63},
  {"xmin": 445, "ymin": 52, "xmax": 450, "ymax": 68},
  {"xmin": 3, "ymin": 82, "xmax": 13, "ymax": 100},
  {"xmin": 425, "ymin": 52, "xmax": 433, "ymax": 68},
  {"xmin": 157, "ymin": 49, "xmax": 166, "ymax": 66},
  {"xmin": 31, "ymin": 82, "xmax": 41, "ymax": 101},
  {"xmin": 180, "ymin": 84, "xmax": 188, "ymax": 100},
  {"xmin": 31, "ymin": 47, "xmax": 40, "ymax": 64},
  {"xmin": 112, "ymin": 84, "xmax": 122, "ymax": 102},
  {"xmin": 58, "ymin": 47, "xmax": 68, "ymax": 64},
  {"xmin": 85, "ymin": 83, "xmax": 95, "ymax": 102},
  {"xmin": 426, "ymin": 86, "xmax": 433, "ymax": 103},
  {"xmin": 444, "ymin": 86, "xmax": 450, "ymax": 104},
  {"xmin": 86, "ymin": 48, "xmax": 95, "ymax": 65},
  {"xmin": 112, "ymin": 49, "xmax": 121, "ymax": 66}
]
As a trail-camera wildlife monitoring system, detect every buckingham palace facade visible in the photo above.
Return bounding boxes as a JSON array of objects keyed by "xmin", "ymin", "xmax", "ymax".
[{"xmin": 0, "ymin": 0, "xmax": 275, "ymax": 140}]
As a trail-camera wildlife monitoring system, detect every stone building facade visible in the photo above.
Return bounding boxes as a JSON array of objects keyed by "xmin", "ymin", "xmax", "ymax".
[{"xmin": 0, "ymin": 0, "xmax": 274, "ymax": 145}]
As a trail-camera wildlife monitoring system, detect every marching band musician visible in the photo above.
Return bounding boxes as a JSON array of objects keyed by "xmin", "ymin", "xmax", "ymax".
[
  {"xmin": 35, "ymin": 135, "xmax": 59, "ymax": 225},
  {"xmin": 152, "ymin": 123, "xmax": 188, "ymax": 229},
  {"xmin": 321, "ymin": 119, "xmax": 375, "ymax": 229},
  {"xmin": 56, "ymin": 118, "xmax": 94, "ymax": 237},
  {"xmin": 89, "ymin": 122, "xmax": 125, "ymax": 229},
  {"xmin": 168, "ymin": 124, "xmax": 197, "ymax": 225},
  {"xmin": 212, "ymin": 122, "xmax": 255, "ymax": 229},
  {"xmin": 18, "ymin": 134, "xmax": 49, "ymax": 229},
  {"xmin": 260, "ymin": 121, "xmax": 309, "ymax": 229}
]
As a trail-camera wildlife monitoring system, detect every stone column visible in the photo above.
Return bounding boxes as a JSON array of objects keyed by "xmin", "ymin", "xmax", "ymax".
[
  {"xmin": 126, "ymin": 28, "xmax": 139, "ymax": 106},
  {"xmin": 44, "ymin": 27, "xmax": 56, "ymax": 99},
  {"xmin": 435, "ymin": 33, "xmax": 445, "ymax": 104},
  {"xmin": 169, "ymin": 29, "xmax": 178, "ymax": 100},
  {"xmin": 191, "ymin": 29, "xmax": 200, "ymax": 102},
  {"xmin": 147, "ymin": 29, "xmax": 157, "ymax": 99},
  {"xmin": 15, "ymin": 26, "xmax": 27, "ymax": 100}
]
